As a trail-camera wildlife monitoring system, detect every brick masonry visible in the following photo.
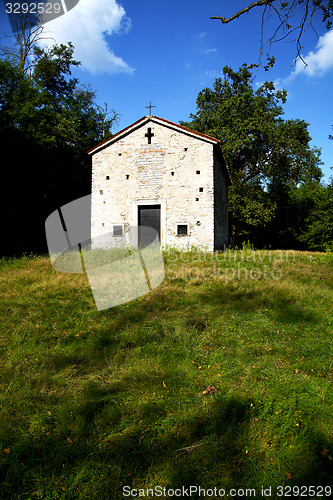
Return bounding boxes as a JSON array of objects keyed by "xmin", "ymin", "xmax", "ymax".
[{"xmin": 89, "ymin": 117, "xmax": 229, "ymax": 251}]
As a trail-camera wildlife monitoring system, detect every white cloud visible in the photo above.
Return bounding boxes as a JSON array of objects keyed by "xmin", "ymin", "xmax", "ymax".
[
  {"xmin": 41, "ymin": 0, "xmax": 134, "ymax": 74},
  {"xmin": 202, "ymin": 48, "xmax": 217, "ymax": 55},
  {"xmin": 293, "ymin": 29, "xmax": 333, "ymax": 77}
]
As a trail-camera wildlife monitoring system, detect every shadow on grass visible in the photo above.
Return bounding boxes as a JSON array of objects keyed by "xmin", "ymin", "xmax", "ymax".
[
  {"xmin": 293, "ymin": 428, "xmax": 333, "ymax": 489},
  {"xmin": 2, "ymin": 308, "xmax": 333, "ymax": 500},
  {"xmin": 35, "ymin": 274, "xmax": 324, "ymax": 376},
  {"xmin": 81, "ymin": 278, "xmax": 323, "ymax": 350},
  {"xmin": 2, "ymin": 389, "xmax": 333, "ymax": 499},
  {"xmin": 192, "ymin": 281, "xmax": 322, "ymax": 326},
  {"xmin": 1, "ymin": 258, "xmax": 332, "ymax": 497}
]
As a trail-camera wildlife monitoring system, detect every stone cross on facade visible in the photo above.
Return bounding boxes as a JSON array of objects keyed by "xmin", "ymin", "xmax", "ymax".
[
  {"xmin": 145, "ymin": 102, "xmax": 155, "ymax": 116},
  {"xmin": 145, "ymin": 127, "xmax": 154, "ymax": 144}
]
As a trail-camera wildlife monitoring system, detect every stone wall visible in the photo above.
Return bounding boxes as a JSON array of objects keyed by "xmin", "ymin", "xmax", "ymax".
[{"xmin": 91, "ymin": 119, "xmax": 227, "ymax": 251}]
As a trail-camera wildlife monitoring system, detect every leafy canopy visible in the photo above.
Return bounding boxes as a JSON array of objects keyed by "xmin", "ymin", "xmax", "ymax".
[
  {"xmin": 182, "ymin": 64, "xmax": 323, "ymax": 247},
  {"xmin": 0, "ymin": 26, "xmax": 118, "ymax": 255},
  {"xmin": 182, "ymin": 64, "xmax": 321, "ymax": 187}
]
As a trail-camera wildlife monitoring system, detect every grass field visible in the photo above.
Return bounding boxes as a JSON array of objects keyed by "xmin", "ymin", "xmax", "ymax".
[{"xmin": 1, "ymin": 248, "xmax": 333, "ymax": 499}]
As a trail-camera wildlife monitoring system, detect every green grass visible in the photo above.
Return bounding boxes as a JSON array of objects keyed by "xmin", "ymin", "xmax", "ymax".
[{"xmin": 0, "ymin": 249, "xmax": 333, "ymax": 499}]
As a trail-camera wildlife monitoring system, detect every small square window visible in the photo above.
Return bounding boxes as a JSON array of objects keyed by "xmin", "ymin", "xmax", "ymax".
[
  {"xmin": 196, "ymin": 170, "xmax": 200, "ymax": 175},
  {"xmin": 199, "ymin": 187, "xmax": 203, "ymax": 192},
  {"xmin": 196, "ymin": 198, "xmax": 199, "ymax": 201},
  {"xmin": 126, "ymin": 174, "xmax": 129, "ymax": 179},
  {"xmin": 112, "ymin": 225, "xmax": 124, "ymax": 237},
  {"xmin": 106, "ymin": 176, "xmax": 110, "ymax": 180},
  {"xmin": 171, "ymin": 171, "xmax": 174, "ymax": 176},
  {"xmin": 184, "ymin": 148, "xmax": 188, "ymax": 151},
  {"xmin": 177, "ymin": 224, "xmax": 189, "ymax": 236}
]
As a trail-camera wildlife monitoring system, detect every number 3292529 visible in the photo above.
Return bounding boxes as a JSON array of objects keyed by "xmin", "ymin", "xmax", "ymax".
[
  {"xmin": 6, "ymin": 3, "xmax": 62, "ymax": 14},
  {"xmin": 277, "ymin": 485, "xmax": 332, "ymax": 496}
]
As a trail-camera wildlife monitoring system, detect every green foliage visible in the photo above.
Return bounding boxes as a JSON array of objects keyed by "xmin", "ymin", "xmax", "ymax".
[
  {"xmin": 299, "ymin": 183, "xmax": 333, "ymax": 251},
  {"xmin": 182, "ymin": 63, "xmax": 323, "ymax": 248},
  {"xmin": 0, "ymin": 36, "xmax": 118, "ymax": 256}
]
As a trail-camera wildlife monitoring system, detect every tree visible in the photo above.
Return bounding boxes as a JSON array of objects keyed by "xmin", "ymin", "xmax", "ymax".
[
  {"xmin": 298, "ymin": 182, "xmax": 333, "ymax": 250},
  {"xmin": 211, "ymin": 1, "xmax": 333, "ymax": 67},
  {"xmin": 181, "ymin": 64, "xmax": 323, "ymax": 247},
  {"xmin": 0, "ymin": 15, "xmax": 54, "ymax": 75},
  {"xmin": 0, "ymin": 32, "xmax": 118, "ymax": 256}
]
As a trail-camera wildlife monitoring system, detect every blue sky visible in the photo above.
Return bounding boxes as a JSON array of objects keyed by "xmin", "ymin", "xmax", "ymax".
[{"xmin": 1, "ymin": 0, "xmax": 333, "ymax": 182}]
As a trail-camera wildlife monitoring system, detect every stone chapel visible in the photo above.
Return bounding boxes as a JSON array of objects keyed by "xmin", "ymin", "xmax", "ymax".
[{"xmin": 88, "ymin": 115, "xmax": 231, "ymax": 251}]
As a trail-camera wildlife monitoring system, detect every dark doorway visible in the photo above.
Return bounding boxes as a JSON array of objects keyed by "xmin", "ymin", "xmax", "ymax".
[{"xmin": 138, "ymin": 204, "xmax": 161, "ymax": 247}]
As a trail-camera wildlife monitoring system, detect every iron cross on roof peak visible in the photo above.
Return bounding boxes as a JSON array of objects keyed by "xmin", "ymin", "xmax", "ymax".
[{"xmin": 145, "ymin": 101, "xmax": 155, "ymax": 116}]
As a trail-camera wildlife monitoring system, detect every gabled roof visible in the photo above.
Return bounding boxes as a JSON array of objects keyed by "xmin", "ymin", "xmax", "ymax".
[
  {"xmin": 87, "ymin": 115, "xmax": 220, "ymax": 155},
  {"xmin": 87, "ymin": 115, "xmax": 232, "ymax": 185}
]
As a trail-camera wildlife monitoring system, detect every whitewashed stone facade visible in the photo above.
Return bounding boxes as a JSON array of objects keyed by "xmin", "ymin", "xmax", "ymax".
[{"xmin": 88, "ymin": 116, "xmax": 231, "ymax": 251}]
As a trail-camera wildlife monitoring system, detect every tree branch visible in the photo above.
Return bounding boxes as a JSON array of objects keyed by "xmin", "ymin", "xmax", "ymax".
[
  {"xmin": 211, "ymin": 0, "xmax": 274, "ymax": 23},
  {"xmin": 210, "ymin": 0, "xmax": 333, "ymax": 68}
]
